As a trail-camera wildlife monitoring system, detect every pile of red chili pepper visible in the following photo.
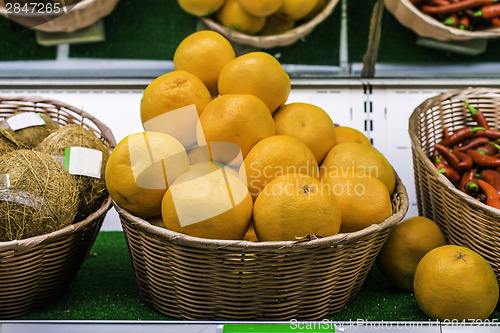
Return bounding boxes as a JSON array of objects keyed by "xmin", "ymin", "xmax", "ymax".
[
  {"xmin": 431, "ymin": 101, "xmax": 500, "ymax": 209},
  {"xmin": 411, "ymin": 0, "xmax": 500, "ymax": 30}
]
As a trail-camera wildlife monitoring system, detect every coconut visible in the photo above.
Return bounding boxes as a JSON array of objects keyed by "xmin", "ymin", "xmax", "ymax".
[
  {"xmin": 0, "ymin": 129, "xmax": 20, "ymax": 156},
  {"xmin": 5, "ymin": 113, "xmax": 60, "ymax": 148},
  {"xmin": 36, "ymin": 124, "xmax": 110, "ymax": 220},
  {"xmin": 0, "ymin": 149, "xmax": 79, "ymax": 242}
]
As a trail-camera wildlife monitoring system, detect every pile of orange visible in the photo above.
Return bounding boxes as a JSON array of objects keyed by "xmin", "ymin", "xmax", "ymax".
[
  {"xmin": 105, "ymin": 30, "xmax": 396, "ymax": 243},
  {"xmin": 177, "ymin": 0, "xmax": 327, "ymax": 36}
]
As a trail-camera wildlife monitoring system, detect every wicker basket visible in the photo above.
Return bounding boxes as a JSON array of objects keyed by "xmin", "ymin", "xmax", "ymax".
[
  {"xmin": 0, "ymin": 96, "xmax": 116, "ymax": 319},
  {"xmin": 201, "ymin": 0, "xmax": 339, "ymax": 49},
  {"xmin": 117, "ymin": 174, "xmax": 408, "ymax": 320},
  {"xmin": 385, "ymin": 0, "xmax": 500, "ymax": 41},
  {"xmin": 409, "ymin": 87, "xmax": 500, "ymax": 285},
  {"xmin": 0, "ymin": 0, "xmax": 120, "ymax": 33}
]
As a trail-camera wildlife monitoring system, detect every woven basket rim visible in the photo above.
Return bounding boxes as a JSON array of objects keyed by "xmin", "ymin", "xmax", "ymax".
[
  {"xmin": 385, "ymin": 0, "xmax": 500, "ymax": 41},
  {"xmin": 0, "ymin": 95, "xmax": 117, "ymax": 148},
  {"xmin": 408, "ymin": 86, "xmax": 500, "ymax": 218},
  {"xmin": 201, "ymin": 0, "xmax": 339, "ymax": 48},
  {"xmin": 116, "ymin": 172, "xmax": 409, "ymax": 251},
  {"xmin": 0, "ymin": 196, "xmax": 111, "ymax": 250}
]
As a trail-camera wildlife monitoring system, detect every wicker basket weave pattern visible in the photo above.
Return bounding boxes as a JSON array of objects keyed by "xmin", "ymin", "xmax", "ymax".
[
  {"xmin": 201, "ymin": 0, "xmax": 339, "ymax": 49},
  {"xmin": 118, "ymin": 175, "xmax": 408, "ymax": 320},
  {"xmin": 409, "ymin": 87, "xmax": 500, "ymax": 285},
  {"xmin": 0, "ymin": 96, "xmax": 115, "ymax": 319}
]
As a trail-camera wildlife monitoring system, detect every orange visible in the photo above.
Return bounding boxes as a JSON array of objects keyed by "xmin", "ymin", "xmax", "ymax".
[
  {"xmin": 321, "ymin": 142, "xmax": 395, "ymax": 194},
  {"xmin": 196, "ymin": 94, "xmax": 275, "ymax": 165},
  {"xmin": 303, "ymin": 0, "xmax": 325, "ymax": 20},
  {"xmin": 321, "ymin": 174, "xmax": 392, "ymax": 233},
  {"xmin": 243, "ymin": 221, "xmax": 259, "ymax": 242},
  {"xmin": 253, "ymin": 173, "xmax": 341, "ymax": 241},
  {"xmin": 235, "ymin": 0, "xmax": 284, "ymax": 17},
  {"xmin": 414, "ymin": 245, "xmax": 499, "ymax": 321},
  {"xmin": 376, "ymin": 216, "xmax": 447, "ymax": 291},
  {"xmin": 216, "ymin": 0, "xmax": 266, "ymax": 35},
  {"xmin": 259, "ymin": 14, "xmax": 295, "ymax": 35},
  {"xmin": 173, "ymin": 30, "xmax": 235, "ymax": 96},
  {"xmin": 140, "ymin": 70, "xmax": 212, "ymax": 148},
  {"xmin": 218, "ymin": 52, "xmax": 291, "ymax": 114},
  {"xmin": 240, "ymin": 135, "xmax": 319, "ymax": 200},
  {"xmin": 276, "ymin": 0, "xmax": 318, "ymax": 21},
  {"xmin": 105, "ymin": 132, "xmax": 190, "ymax": 218},
  {"xmin": 161, "ymin": 161, "xmax": 253, "ymax": 240},
  {"xmin": 177, "ymin": 0, "xmax": 225, "ymax": 16},
  {"xmin": 274, "ymin": 102, "xmax": 336, "ymax": 163},
  {"xmin": 334, "ymin": 126, "xmax": 371, "ymax": 145}
]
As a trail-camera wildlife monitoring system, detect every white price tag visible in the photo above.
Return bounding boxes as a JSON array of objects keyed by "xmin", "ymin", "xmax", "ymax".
[
  {"xmin": 6, "ymin": 113, "xmax": 46, "ymax": 131},
  {"xmin": 64, "ymin": 147, "xmax": 103, "ymax": 179}
]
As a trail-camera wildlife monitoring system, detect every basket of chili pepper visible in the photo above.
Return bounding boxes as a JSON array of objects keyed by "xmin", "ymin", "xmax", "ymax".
[
  {"xmin": 386, "ymin": 0, "xmax": 500, "ymax": 41},
  {"xmin": 409, "ymin": 87, "xmax": 500, "ymax": 285}
]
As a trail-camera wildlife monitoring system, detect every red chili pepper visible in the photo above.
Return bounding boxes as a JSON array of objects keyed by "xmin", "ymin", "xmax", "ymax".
[
  {"xmin": 477, "ymin": 129, "xmax": 500, "ymax": 140},
  {"xmin": 474, "ymin": 3, "xmax": 500, "ymax": 18},
  {"xmin": 441, "ymin": 126, "xmax": 485, "ymax": 147},
  {"xmin": 456, "ymin": 136, "xmax": 489, "ymax": 152},
  {"xmin": 477, "ymin": 193, "xmax": 488, "ymax": 203},
  {"xmin": 459, "ymin": 15, "xmax": 471, "ymax": 29},
  {"xmin": 462, "ymin": 100, "xmax": 490, "ymax": 130},
  {"xmin": 458, "ymin": 169, "xmax": 477, "ymax": 192},
  {"xmin": 479, "ymin": 169, "xmax": 500, "ymax": 192},
  {"xmin": 427, "ymin": 0, "xmax": 452, "ymax": 5},
  {"xmin": 478, "ymin": 179, "xmax": 500, "ymax": 209},
  {"xmin": 466, "ymin": 180, "xmax": 480, "ymax": 196},
  {"xmin": 467, "ymin": 149, "xmax": 500, "ymax": 167},
  {"xmin": 453, "ymin": 150, "xmax": 474, "ymax": 169},
  {"xmin": 476, "ymin": 142, "xmax": 499, "ymax": 155},
  {"xmin": 443, "ymin": 13, "xmax": 460, "ymax": 26},
  {"xmin": 492, "ymin": 17, "xmax": 500, "ymax": 26},
  {"xmin": 434, "ymin": 154, "xmax": 461, "ymax": 182},
  {"xmin": 436, "ymin": 143, "xmax": 464, "ymax": 172},
  {"xmin": 422, "ymin": 0, "xmax": 499, "ymax": 15}
]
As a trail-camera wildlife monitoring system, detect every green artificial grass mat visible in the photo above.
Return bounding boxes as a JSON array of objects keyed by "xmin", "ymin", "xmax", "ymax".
[
  {"xmin": 17, "ymin": 231, "xmax": 500, "ymax": 321},
  {"xmin": 377, "ymin": 7, "xmax": 500, "ymax": 65},
  {"xmin": 69, "ymin": 0, "xmax": 340, "ymax": 66},
  {"xmin": 0, "ymin": 17, "xmax": 57, "ymax": 61}
]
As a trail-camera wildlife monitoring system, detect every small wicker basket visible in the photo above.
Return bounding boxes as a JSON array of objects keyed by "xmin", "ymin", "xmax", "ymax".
[
  {"xmin": 409, "ymin": 87, "xmax": 500, "ymax": 285},
  {"xmin": 117, "ymin": 174, "xmax": 408, "ymax": 320},
  {"xmin": 0, "ymin": 0, "xmax": 120, "ymax": 33},
  {"xmin": 201, "ymin": 0, "xmax": 339, "ymax": 49},
  {"xmin": 0, "ymin": 96, "xmax": 116, "ymax": 319},
  {"xmin": 385, "ymin": 0, "xmax": 500, "ymax": 41}
]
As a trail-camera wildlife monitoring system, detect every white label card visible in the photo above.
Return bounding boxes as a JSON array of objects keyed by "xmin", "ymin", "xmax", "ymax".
[
  {"xmin": 64, "ymin": 147, "xmax": 103, "ymax": 179},
  {"xmin": 7, "ymin": 112, "xmax": 46, "ymax": 131}
]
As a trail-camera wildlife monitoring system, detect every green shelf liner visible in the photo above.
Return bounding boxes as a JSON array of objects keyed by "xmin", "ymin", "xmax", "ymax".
[
  {"xmin": 17, "ymin": 231, "xmax": 500, "ymax": 321},
  {"xmin": 0, "ymin": 18, "xmax": 57, "ymax": 61}
]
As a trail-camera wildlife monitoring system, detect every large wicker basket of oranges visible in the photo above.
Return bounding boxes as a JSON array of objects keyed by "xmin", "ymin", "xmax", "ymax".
[
  {"xmin": 409, "ymin": 87, "xmax": 500, "ymax": 286},
  {"xmin": 178, "ymin": 0, "xmax": 339, "ymax": 48},
  {"xmin": 117, "ymin": 174, "xmax": 408, "ymax": 320}
]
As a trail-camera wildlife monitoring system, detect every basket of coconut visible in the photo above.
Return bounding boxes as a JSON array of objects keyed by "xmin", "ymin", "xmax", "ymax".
[{"xmin": 0, "ymin": 96, "xmax": 115, "ymax": 319}]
